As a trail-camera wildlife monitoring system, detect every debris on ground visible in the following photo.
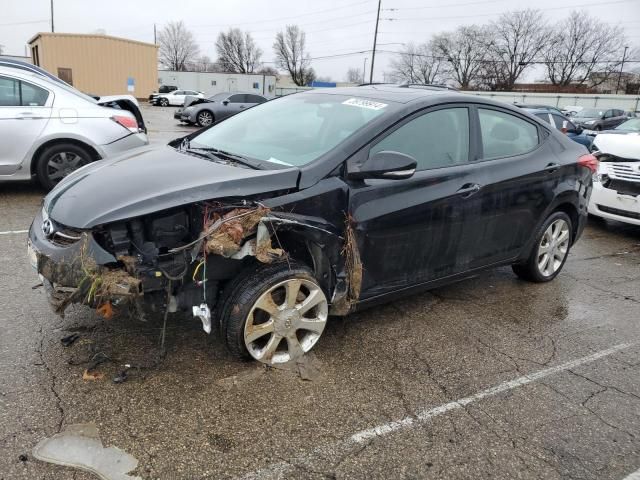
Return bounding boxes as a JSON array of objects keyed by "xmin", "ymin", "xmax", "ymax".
[
  {"xmin": 82, "ymin": 369, "xmax": 104, "ymax": 381},
  {"xmin": 271, "ymin": 352, "xmax": 324, "ymax": 381},
  {"xmin": 216, "ymin": 367, "xmax": 265, "ymax": 389},
  {"xmin": 96, "ymin": 301, "xmax": 114, "ymax": 319},
  {"xmin": 112, "ymin": 365, "xmax": 131, "ymax": 384},
  {"xmin": 32, "ymin": 423, "xmax": 141, "ymax": 480},
  {"xmin": 60, "ymin": 333, "xmax": 80, "ymax": 347}
]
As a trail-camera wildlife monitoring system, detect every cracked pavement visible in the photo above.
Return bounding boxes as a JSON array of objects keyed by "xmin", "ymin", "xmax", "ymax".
[{"xmin": 1, "ymin": 106, "xmax": 639, "ymax": 479}]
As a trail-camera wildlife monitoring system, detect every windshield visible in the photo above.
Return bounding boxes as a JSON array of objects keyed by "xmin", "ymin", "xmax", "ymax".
[
  {"xmin": 616, "ymin": 118, "xmax": 640, "ymax": 131},
  {"xmin": 208, "ymin": 92, "xmax": 229, "ymax": 101},
  {"xmin": 574, "ymin": 108, "xmax": 602, "ymax": 118},
  {"xmin": 189, "ymin": 94, "xmax": 391, "ymax": 167}
]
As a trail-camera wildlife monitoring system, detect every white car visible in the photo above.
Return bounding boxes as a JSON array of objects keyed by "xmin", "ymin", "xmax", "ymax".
[
  {"xmin": 153, "ymin": 89, "xmax": 203, "ymax": 107},
  {"xmin": 0, "ymin": 65, "xmax": 148, "ymax": 190},
  {"xmin": 589, "ymin": 133, "xmax": 640, "ymax": 225}
]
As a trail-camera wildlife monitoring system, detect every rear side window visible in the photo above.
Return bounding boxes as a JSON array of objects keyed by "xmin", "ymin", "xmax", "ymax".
[
  {"xmin": 0, "ymin": 77, "xmax": 48, "ymax": 106},
  {"xmin": 247, "ymin": 95, "xmax": 266, "ymax": 104},
  {"xmin": 479, "ymin": 109, "xmax": 539, "ymax": 159},
  {"xmin": 534, "ymin": 113, "xmax": 551, "ymax": 125},
  {"xmin": 229, "ymin": 94, "xmax": 247, "ymax": 103},
  {"xmin": 371, "ymin": 107, "xmax": 470, "ymax": 171}
]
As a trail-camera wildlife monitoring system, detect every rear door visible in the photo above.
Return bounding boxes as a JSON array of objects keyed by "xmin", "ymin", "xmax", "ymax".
[
  {"xmin": 348, "ymin": 105, "xmax": 478, "ymax": 298},
  {"xmin": 461, "ymin": 106, "xmax": 558, "ymax": 267},
  {"xmin": 219, "ymin": 94, "xmax": 247, "ymax": 120},
  {"xmin": 170, "ymin": 90, "xmax": 185, "ymax": 105},
  {"xmin": 0, "ymin": 75, "xmax": 51, "ymax": 175}
]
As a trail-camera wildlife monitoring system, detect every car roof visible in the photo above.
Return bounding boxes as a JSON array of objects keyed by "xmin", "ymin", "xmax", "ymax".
[
  {"xmin": 521, "ymin": 107, "xmax": 557, "ymax": 115},
  {"xmin": 302, "ymin": 85, "xmax": 454, "ymax": 104}
]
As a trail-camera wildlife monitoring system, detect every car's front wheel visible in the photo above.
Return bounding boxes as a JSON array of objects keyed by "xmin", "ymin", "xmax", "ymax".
[
  {"xmin": 160, "ymin": 98, "xmax": 169, "ymax": 107},
  {"xmin": 219, "ymin": 262, "xmax": 329, "ymax": 364},
  {"xmin": 512, "ymin": 211, "xmax": 572, "ymax": 282},
  {"xmin": 196, "ymin": 110, "xmax": 214, "ymax": 127},
  {"xmin": 35, "ymin": 143, "xmax": 92, "ymax": 191}
]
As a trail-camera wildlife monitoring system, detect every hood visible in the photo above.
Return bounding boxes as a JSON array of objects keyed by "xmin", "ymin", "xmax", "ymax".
[
  {"xmin": 573, "ymin": 116, "xmax": 597, "ymax": 123},
  {"xmin": 592, "ymin": 133, "xmax": 640, "ymax": 160},
  {"xmin": 44, "ymin": 146, "xmax": 300, "ymax": 229},
  {"xmin": 184, "ymin": 96, "xmax": 210, "ymax": 108}
]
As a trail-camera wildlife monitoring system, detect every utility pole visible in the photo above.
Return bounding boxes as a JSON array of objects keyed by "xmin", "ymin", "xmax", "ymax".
[
  {"xmin": 153, "ymin": 23, "xmax": 157, "ymax": 44},
  {"xmin": 615, "ymin": 46, "xmax": 629, "ymax": 94},
  {"xmin": 363, "ymin": 57, "xmax": 368, "ymax": 84},
  {"xmin": 369, "ymin": 0, "xmax": 382, "ymax": 84},
  {"xmin": 50, "ymin": 0, "xmax": 54, "ymax": 32}
]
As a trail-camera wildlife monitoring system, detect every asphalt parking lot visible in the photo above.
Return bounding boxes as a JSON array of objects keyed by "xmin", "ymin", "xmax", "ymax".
[{"xmin": 1, "ymin": 104, "xmax": 640, "ymax": 480}]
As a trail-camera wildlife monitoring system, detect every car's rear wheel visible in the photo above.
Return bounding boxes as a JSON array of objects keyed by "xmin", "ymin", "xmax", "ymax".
[
  {"xmin": 196, "ymin": 110, "xmax": 214, "ymax": 127},
  {"xmin": 512, "ymin": 211, "xmax": 572, "ymax": 282},
  {"xmin": 160, "ymin": 98, "xmax": 169, "ymax": 107},
  {"xmin": 35, "ymin": 143, "xmax": 92, "ymax": 191},
  {"xmin": 219, "ymin": 262, "xmax": 328, "ymax": 364}
]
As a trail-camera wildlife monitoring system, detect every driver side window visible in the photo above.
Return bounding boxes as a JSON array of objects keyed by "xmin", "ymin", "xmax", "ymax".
[{"xmin": 370, "ymin": 107, "xmax": 470, "ymax": 171}]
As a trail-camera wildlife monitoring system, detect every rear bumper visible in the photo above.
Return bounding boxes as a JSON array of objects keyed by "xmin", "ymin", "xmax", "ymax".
[
  {"xmin": 588, "ymin": 183, "xmax": 640, "ymax": 225},
  {"xmin": 100, "ymin": 133, "xmax": 148, "ymax": 158}
]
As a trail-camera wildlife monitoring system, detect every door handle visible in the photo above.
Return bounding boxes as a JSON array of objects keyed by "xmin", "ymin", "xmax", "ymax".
[
  {"xmin": 457, "ymin": 183, "xmax": 482, "ymax": 197},
  {"xmin": 544, "ymin": 163, "xmax": 560, "ymax": 173},
  {"xmin": 16, "ymin": 112, "xmax": 36, "ymax": 119}
]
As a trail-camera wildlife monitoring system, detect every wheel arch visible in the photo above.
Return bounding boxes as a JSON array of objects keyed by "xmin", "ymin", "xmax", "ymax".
[{"xmin": 30, "ymin": 138, "xmax": 101, "ymax": 176}]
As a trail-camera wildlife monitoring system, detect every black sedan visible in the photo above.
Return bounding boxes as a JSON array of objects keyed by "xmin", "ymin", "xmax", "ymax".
[{"xmin": 28, "ymin": 86, "xmax": 596, "ymax": 365}]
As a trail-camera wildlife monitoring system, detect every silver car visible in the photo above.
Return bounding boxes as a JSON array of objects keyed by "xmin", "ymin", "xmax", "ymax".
[
  {"xmin": 175, "ymin": 92, "xmax": 268, "ymax": 127},
  {"xmin": 0, "ymin": 65, "xmax": 148, "ymax": 190}
]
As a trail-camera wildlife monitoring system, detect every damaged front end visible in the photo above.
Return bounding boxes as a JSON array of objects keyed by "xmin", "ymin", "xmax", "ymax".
[{"xmin": 29, "ymin": 199, "xmax": 359, "ymax": 328}]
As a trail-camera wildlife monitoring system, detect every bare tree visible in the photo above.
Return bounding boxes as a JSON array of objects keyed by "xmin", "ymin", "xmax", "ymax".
[
  {"xmin": 432, "ymin": 25, "xmax": 489, "ymax": 89},
  {"xmin": 158, "ymin": 21, "xmax": 200, "ymax": 71},
  {"xmin": 482, "ymin": 10, "xmax": 548, "ymax": 90},
  {"xmin": 346, "ymin": 67, "xmax": 363, "ymax": 83},
  {"xmin": 543, "ymin": 11, "xmax": 625, "ymax": 87},
  {"xmin": 273, "ymin": 25, "xmax": 315, "ymax": 86},
  {"xmin": 215, "ymin": 28, "xmax": 262, "ymax": 73},
  {"xmin": 257, "ymin": 65, "xmax": 280, "ymax": 80},
  {"xmin": 389, "ymin": 42, "xmax": 445, "ymax": 85}
]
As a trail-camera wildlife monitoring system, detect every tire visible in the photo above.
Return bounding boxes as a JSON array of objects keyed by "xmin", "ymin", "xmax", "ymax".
[
  {"xmin": 160, "ymin": 98, "xmax": 169, "ymax": 107},
  {"xmin": 196, "ymin": 110, "xmax": 214, "ymax": 127},
  {"xmin": 594, "ymin": 125, "xmax": 601, "ymax": 131},
  {"xmin": 218, "ymin": 262, "xmax": 329, "ymax": 364},
  {"xmin": 35, "ymin": 143, "xmax": 92, "ymax": 191},
  {"xmin": 512, "ymin": 211, "xmax": 572, "ymax": 283}
]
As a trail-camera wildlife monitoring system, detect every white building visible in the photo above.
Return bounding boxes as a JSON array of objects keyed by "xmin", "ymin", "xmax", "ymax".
[{"xmin": 157, "ymin": 70, "xmax": 277, "ymax": 97}]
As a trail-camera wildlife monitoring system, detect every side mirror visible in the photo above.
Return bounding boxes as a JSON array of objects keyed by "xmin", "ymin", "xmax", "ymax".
[
  {"xmin": 348, "ymin": 151, "xmax": 417, "ymax": 180},
  {"xmin": 222, "ymin": 100, "xmax": 229, "ymax": 106}
]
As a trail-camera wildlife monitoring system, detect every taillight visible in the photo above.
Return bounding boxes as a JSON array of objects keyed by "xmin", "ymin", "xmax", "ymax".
[
  {"xmin": 578, "ymin": 153, "xmax": 598, "ymax": 173},
  {"xmin": 111, "ymin": 115, "xmax": 139, "ymax": 133}
]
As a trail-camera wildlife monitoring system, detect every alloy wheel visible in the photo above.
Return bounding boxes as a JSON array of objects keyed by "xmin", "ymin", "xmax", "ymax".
[
  {"xmin": 244, "ymin": 278, "xmax": 328, "ymax": 364},
  {"xmin": 46, "ymin": 152, "xmax": 86, "ymax": 184},
  {"xmin": 198, "ymin": 111, "xmax": 213, "ymax": 126},
  {"xmin": 537, "ymin": 219, "xmax": 570, "ymax": 277},
  {"xmin": 160, "ymin": 98, "xmax": 169, "ymax": 107}
]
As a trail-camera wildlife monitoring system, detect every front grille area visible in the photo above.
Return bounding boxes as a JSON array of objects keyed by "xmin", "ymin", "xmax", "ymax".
[
  {"xmin": 608, "ymin": 162, "xmax": 640, "ymax": 181},
  {"xmin": 49, "ymin": 225, "xmax": 83, "ymax": 246},
  {"xmin": 597, "ymin": 204, "xmax": 640, "ymax": 220},
  {"xmin": 605, "ymin": 179, "xmax": 640, "ymax": 197}
]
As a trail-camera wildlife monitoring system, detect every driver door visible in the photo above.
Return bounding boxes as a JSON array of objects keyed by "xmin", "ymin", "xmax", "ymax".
[
  {"xmin": 348, "ymin": 105, "xmax": 478, "ymax": 299},
  {"xmin": 218, "ymin": 94, "xmax": 247, "ymax": 120}
]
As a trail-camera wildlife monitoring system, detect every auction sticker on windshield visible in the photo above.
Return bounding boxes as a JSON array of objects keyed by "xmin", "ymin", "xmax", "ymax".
[{"xmin": 342, "ymin": 98, "xmax": 388, "ymax": 110}]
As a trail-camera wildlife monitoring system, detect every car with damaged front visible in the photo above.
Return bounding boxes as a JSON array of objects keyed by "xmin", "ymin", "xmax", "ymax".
[{"xmin": 28, "ymin": 86, "xmax": 597, "ymax": 365}]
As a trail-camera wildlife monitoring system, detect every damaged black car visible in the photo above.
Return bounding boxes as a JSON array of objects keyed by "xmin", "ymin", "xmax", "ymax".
[{"xmin": 28, "ymin": 86, "xmax": 597, "ymax": 365}]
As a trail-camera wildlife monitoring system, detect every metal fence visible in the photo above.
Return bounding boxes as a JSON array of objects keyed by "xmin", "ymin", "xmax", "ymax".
[{"xmin": 461, "ymin": 91, "xmax": 640, "ymax": 112}]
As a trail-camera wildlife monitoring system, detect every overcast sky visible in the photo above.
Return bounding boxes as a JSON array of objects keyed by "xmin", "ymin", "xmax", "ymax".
[{"xmin": 1, "ymin": 0, "xmax": 639, "ymax": 82}]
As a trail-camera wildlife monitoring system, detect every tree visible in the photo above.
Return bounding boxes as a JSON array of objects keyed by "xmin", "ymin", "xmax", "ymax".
[
  {"xmin": 273, "ymin": 25, "xmax": 315, "ymax": 86},
  {"xmin": 256, "ymin": 65, "xmax": 279, "ymax": 80},
  {"xmin": 482, "ymin": 9, "xmax": 548, "ymax": 90},
  {"xmin": 432, "ymin": 25, "xmax": 490, "ymax": 89},
  {"xmin": 157, "ymin": 21, "xmax": 200, "ymax": 71},
  {"xmin": 215, "ymin": 28, "xmax": 262, "ymax": 73},
  {"xmin": 543, "ymin": 11, "xmax": 625, "ymax": 87},
  {"xmin": 389, "ymin": 42, "xmax": 445, "ymax": 85},
  {"xmin": 346, "ymin": 67, "xmax": 363, "ymax": 83},
  {"xmin": 193, "ymin": 55, "xmax": 215, "ymax": 72}
]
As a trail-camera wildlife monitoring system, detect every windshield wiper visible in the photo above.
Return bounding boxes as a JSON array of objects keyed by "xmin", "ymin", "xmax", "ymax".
[{"xmin": 185, "ymin": 146, "xmax": 263, "ymax": 169}]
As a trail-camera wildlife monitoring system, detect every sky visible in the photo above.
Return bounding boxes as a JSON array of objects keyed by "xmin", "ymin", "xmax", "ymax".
[{"xmin": 1, "ymin": 0, "xmax": 639, "ymax": 83}]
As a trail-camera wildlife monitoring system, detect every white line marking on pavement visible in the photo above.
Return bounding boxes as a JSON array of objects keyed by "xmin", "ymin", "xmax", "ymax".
[
  {"xmin": 240, "ymin": 342, "xmax": 637, "ymax": 479},
  {"xmin": 623, "ymin": 468, "xmax": 640, "ymax": 480},
  {"xmin": 0, "ymin": 229, "xmax": 28, "ymax": 236}
]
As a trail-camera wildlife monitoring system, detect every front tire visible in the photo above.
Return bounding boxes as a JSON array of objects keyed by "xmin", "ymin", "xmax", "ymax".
[
  {"xmin": 35, "ymin": 143, "xmax": 92, "ymax": 191},
  {"xmin": 218, "ymin": 262, "xmax": 328, "ymax": 364},
  {"xmin": 512, "ymin": 211, "xmax": 572, "ymax": 283},
  {"xmin": 196, "ymin": 110, "xmax": 214, "ymax": 127},
  {"xmin": 160, "ymin": 98, "xmax": 169, "ymax": 107}
]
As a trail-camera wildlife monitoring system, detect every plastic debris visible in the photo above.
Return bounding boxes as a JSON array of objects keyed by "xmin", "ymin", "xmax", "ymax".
[
  {"xmin": 192, "ymin": 303, "xmax": 212, "ymax": 334},
  {"xmin": 82, "ymin": 369, "xmax": 104, "ymax": 381},
  {"xmin": 32, "ymin": 423, "xmax": 141, "ymax": 480},
  {"xmin": 60, "ymin": 333, "xmax": 80, "ymax": 347}
]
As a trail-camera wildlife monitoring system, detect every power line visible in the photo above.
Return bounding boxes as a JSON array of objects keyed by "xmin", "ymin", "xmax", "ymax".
[{"xmin": 0, "ymin": 19, "xmax": 48, "ymax": 27}]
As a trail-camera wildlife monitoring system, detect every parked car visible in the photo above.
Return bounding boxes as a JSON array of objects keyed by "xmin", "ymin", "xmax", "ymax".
[
  {"xmin": 588, "ymin": 134, "xmax": 640, "ymax": 225},
  {"xmin": 174, "ymin": 92, "xmax": 268, "ymax": 126},
  {"xmin": 515, "ymin": 103, "xmax": 566, "ymax": 117},
  {"xmin": 570, "ymin": 108, "xmax": 628, "ymax": 131},
  {"xmin": 148, "ymin": 84, "xmax": 178, "ymax": 103},
  {"xmin": 562, "ymin": 105, "xmax": 583, "ymax": 116},
  {"xmin": 0, "ymin": 66, "xmax": 148, "ymax": 190},
  {"xmin": 28, "ymin": 86, "xmax": 595, "ymax": 364},
  {"xmin": 600, "ymin": 118, "xmax": 640, "ymax": 135},
  {"xmin": 152, "ymin": 89, "xmax": 203, "ymax": 106},
  {"xmin": 524, "ymin": 108, "xmax": 592, "ymax": 148}
]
